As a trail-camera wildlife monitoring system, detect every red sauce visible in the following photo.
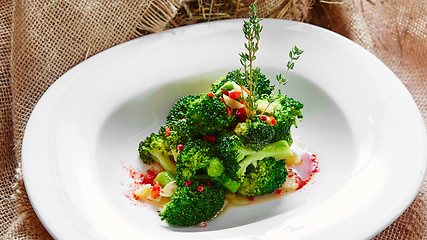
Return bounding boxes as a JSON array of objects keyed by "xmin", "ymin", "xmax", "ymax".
[
  {"xmin": 287, "ymin": 152, "xmax": 318, "ymax": 190},
  {"xmin": 123, "ymin": 165, "xmax": 159, "ymax": 205}
]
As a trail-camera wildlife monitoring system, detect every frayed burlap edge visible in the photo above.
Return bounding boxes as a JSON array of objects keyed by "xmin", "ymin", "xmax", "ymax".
[
  {"xmin": 6, "ymin": 1, "xmax": 188, "ymax": 239},
  {"xmin": 7, "ymin": 165, "xmax": 51, "ymax": 239}
]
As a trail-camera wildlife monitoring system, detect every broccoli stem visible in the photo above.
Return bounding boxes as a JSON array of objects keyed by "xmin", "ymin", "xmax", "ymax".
[
  {"xmin": 237, "ymin": 140, "xmax": 292, "ymax": 177},
  {"xmin": 194, "ymin": 174, "xmax": 241, "ymax": 193},
  {"xmin": 150, "ymin": 151, "xmax": 177, "ymax": 175},
  {"xmin": 155, "ymin": 170, "xmax": 176, "ymax": 187}
]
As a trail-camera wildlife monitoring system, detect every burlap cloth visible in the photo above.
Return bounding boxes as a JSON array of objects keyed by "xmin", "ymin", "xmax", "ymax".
[{"xmin": 0, "ymin": 0, "xmax": 425, "ymax": 239}]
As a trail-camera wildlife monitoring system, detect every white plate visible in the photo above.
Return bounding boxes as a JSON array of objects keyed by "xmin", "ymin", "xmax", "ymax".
[{"xmin": 22, "ymin": 19, "xmax": 427, "ymax": 240}]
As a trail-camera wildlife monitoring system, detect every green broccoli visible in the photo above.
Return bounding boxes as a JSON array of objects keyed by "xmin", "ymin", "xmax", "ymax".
[
  {"xmin": 162, "ymin": 95, "xmax": 201, "ymax": 150},
  {"xmin": 159, "ymin": 121, "xmax": 191, "ymax": 152},
  {"xmin": 186, "ymin": 93, "xmax": 236, "ymax": 136},
  {"xmin": 262, "ymin": 94, "xmax": 303, "ymax": 144},
  {"xmin": 234, "ymin": 119, "xmax": 275, "ymax": 151},
  {"xmin": 166, "ymin": 95, "xmax": 200, "ymax": 124},
  {"xmin": 138, "ymin": 133, "xmax": 177, "ymax": 174},
  {"xmin": 159, "ymin": 181, "xmax": 226, "ymax": 226},
  {"xmin": 237, "ymin": 157, "xmax": 288, "ymax": 196},
  {"xmin": 211, "ymin": 69, "xmax": 273, "ymax": 98},
  {"xmin": 217, "ymin": 135, "xmax": 292, "ymax": 180},
  {"xmin": 175, "ymin": 139, "xmax": 223, "ymax": 186},
  {"xmin": 250, "ymin": 68, "xmax": 274, "ymax": 97}
]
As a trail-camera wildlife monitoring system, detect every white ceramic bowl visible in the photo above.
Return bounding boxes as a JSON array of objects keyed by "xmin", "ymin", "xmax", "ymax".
[{"xmin": 22, "ymin": 19, "xmax": 427, "ymax": 240}]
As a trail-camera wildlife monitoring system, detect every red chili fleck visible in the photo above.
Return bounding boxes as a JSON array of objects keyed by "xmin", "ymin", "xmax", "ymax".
[
  {"xmin": 226, "ymin": 106, "xmax": 232, "ymax": 119},
  {"xmin": 184, "ymin": 180, "xmax": 192, "ymax": 186},
  {"xmin": 260, "ymin": 115, "xmax": 267, "ymax": 121},
  {"xmin": 142, "ymin": 170, "xmax": 157, "ymax": 185},
  {"xmin": 269, "ymin": 116, "xmax": 277, "ymax": 126},
  {"xmin": 206, "ymin": 181, "xmax": 211, "ymax": 186},
  {"xmin": 313, "ymin": 166, "xmax": 320, "ymax": 173},
  {"xmin": 197, "ymin": 185, "xmax": 204, "ymax": 192},
  {"xmin": 234, "ymin": 107, "xmax": 247, "ymax": 122},
  {"xmin": 275, "ymin": 189, "xmax": 283, "ymax": 195},
  {"xmin": 177, "ymin": 144, "xmax": 184, "ymax": 151},
  {"xmin": 199, "ymin": 221, "xmax": 208, "ymax": 227},
  {"xmin": 228, "ymin": 90, "xmax": 241, "ymax": 99},
  {"xmin": 151, "ymin": 181, "xmax": 161, "ymax": 198},
  {"xmin": 207, "ymin": 92, "xmax": 215, "ymax": 98},
  {"xmin": 247, "ymin": 196, "xmax": 255, "ymax": 201},
  {"xmin": 165, "ymin": 126, "xmax": 171, "ymax": 137},
  {"xmin": 204, "ymin": 135, "xmax": 216, "ymax": 142}
]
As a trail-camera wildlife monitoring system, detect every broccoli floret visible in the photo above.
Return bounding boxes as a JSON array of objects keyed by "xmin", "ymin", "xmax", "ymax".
[
  {"xmin": 211, "ymin": 75, "xmax": 234, "ymax": 94},
  {"xmin": 138, "ymin": 133, "xmax": 176, "ymax": 174},
  {"xmin": 211, "ymin": 69, "xmax": 273, "ymax": 98},
  {"xmin": 267, "ymin": 95, "xmax": 303, "ymax": 144},
  {"xmin": 176, "ymin": 138, "xmax": 241, "ymax": 192},
  {"xmin": 234, "ymin": 119, "xmax": 275, "ymax": 151},
  {"xmin": 186, "ymin": 94, "xmax": 234, "ymax": 136},
  {"xmin": 166, "ymin": 95, "xmax": 200, "ymax": 124},
  {"xmin": 159, "ymin": 181, "xmax": 226, "ymax": 226},
  {"xmin": 237, "ymin": 157, "xmax": 288, "ymax": 196},
  {"xmin": 217, "ymin": 135, "xmax": 292, "ymax": 180},
  {"xmin": 251, "ymin": 68, "xmax": 274, "ymax": 97},
  {"xmin": 162, "ymin": 95, "xmax": 201, "ymax": 149},
  {"xmin": 175, "ymin": 139, "xmax": 223, "ymax": 186},
  {"xmin": 159, "ymin": 121, "xmax": 191, "ymax": 152}
]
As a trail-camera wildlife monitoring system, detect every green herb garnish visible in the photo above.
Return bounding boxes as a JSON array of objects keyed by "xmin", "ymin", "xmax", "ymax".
[{"xmin": 238, "ymin": 3, "xmax": 303, "ymax": 119}]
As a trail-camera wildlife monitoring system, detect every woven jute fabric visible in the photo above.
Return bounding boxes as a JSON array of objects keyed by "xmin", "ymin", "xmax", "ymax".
[{"xmin": 1, "ymin": 0, "xmax": 425, "ymax": 239}]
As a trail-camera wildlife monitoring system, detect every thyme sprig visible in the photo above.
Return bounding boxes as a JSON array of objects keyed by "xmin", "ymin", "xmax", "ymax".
[
  {"xmin": 239, "ymin": 3, "xmax": 263, "ymax": 120},
  {"xmin": 259, "ymin": 46, "xmax": 303, "ymax": 116},
  {"xmin": 273, "ymin": 46, "xmax": 304, "ymax": 98},
  {"xmin": 239, "ymin": 3, "xmax": 303, "ymax": 119}
]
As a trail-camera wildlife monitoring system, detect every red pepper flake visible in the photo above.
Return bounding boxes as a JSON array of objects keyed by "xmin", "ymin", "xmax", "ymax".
[
  {"xmin": 241, "ymin": 85, "xmax": 250, "ymax": 95},
  {"xmin": 207, "ymin": 92, "xmax": 215, "ymax": 98},
  {"xmin": 151, "ymin": 181, "xmax": 161, "ymax": 198},
  {"xmin": 226, "ymin": 106, "xmax": 232, "ymax": 119},
  {"xmin": 142, "ymin": 170, "xmax": 158, "ymax": 185},
  {"xmin": 197, "ymin": 185, "xmax": 204, "ymax": 192},
  {"xmin": 269, "ymin": 116, "xmax": 277, "ymax": 126},
  {"xmin": 165, "ymin": 126, "xmax": 170, "ymax": 137},
  {"xmin": 247, "ymin": 196, "xmax": 255, "ymax": 201},
  {"xmin": 184, "ymin": 180, "xmax": 192, "ymax": 186},
  {"xmin": 275, "ymin": 189, "xmax": 283, "ymax": 195},
  {"xmin": 199, "ymin": 221, "xmax": 208, "ymax": 227},
  {"xmin": 206, "ymin": 181, "xmax": 211, "ymax": 186},
  {"xmin": 177, "ymin": 144, "xmax": 184, "ymax": 151},
  {"xmin": 228, "ymin": 90, "xmax": 241, "ymax": 99},
  {"xmin": 260, "ymin": 115, "xmax": 267, "ymax": 121},
  {"xmin": 203, "ymin": 135, "xmax": 216, "ymax": 142},
  {"xmin": 234, "ymin": 107, "xmax": 247, "ymax": 122}
]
